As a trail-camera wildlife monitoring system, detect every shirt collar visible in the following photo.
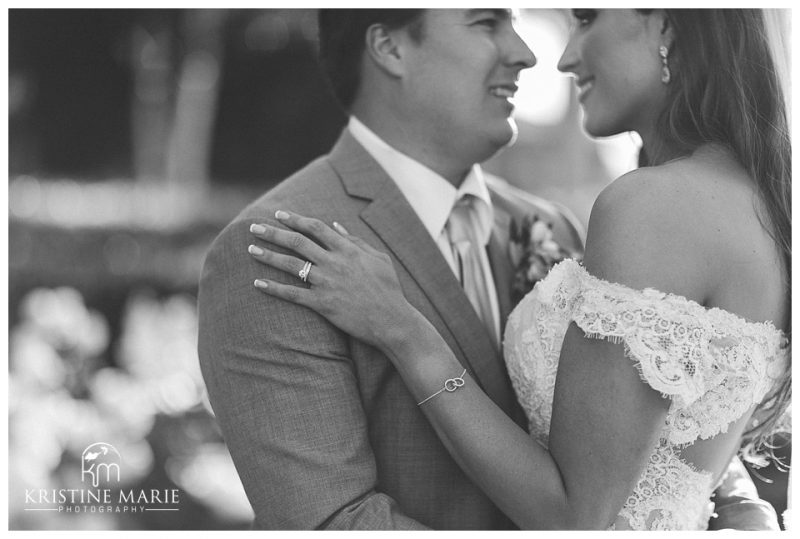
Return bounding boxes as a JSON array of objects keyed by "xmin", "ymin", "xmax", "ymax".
[{"xmin": 348, "ymin": 115, "xmax": 494, "ymax": 245}]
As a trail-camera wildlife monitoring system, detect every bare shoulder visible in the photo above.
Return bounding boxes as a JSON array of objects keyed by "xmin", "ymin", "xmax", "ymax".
[
  {"xmin": 592, "ymin": 153, "xmax": 734, "ymax": 223},
  {"xmin": 584, "ymin": 147, "xmax": 754, "ymax": 304}
]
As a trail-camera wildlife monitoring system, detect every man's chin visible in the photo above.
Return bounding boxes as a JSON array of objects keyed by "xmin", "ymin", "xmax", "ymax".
[
  {"xmin": 504, "ymin": 118, "xmax": 519, "ymax": 148},
  {"xmin": 484, "ymin": 118, "xmax": 519, "ymax": 160}
]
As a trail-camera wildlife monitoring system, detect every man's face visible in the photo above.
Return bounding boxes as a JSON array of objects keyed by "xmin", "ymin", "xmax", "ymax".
[{"xmin": 399, "ymin": 9, "xmax": 536, "ymax": 164}]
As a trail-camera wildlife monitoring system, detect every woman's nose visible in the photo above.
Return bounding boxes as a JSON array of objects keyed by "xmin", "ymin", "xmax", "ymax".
[{"xmin": 557, "ymin": 37, "xmax": 578, "ymax": 74}]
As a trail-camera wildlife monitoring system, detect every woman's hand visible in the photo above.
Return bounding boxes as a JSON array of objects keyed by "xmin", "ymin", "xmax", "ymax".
[{"xmin": 248, "ymin": 210, "xmax": 417, "ymax": 351}]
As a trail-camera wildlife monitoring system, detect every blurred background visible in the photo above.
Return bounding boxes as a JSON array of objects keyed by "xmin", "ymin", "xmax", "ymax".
[{"xmin": 7, "ymin": 8, "xmax": 790, "ymax": 530}]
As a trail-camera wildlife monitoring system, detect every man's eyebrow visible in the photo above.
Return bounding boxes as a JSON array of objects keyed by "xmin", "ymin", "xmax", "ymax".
[{"xmin": 465, "ymin": 9, "xmax": 513, "ymax": 20}]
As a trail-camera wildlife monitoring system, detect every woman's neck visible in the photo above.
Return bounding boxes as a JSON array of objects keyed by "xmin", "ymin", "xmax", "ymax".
[{"xmin": 639, "ymin": 136, "xmax": 689, "ymax": 167}]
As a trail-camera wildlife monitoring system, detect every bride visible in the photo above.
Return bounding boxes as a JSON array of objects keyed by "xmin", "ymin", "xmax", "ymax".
[{"xmin": 246, "ymin": 9, "xmax": 790, "ymax": 530}]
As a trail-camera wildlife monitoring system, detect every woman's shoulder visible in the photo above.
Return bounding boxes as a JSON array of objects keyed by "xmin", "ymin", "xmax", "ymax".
[
  {"xmin": 585, "ymin": 145, "xmax": 785, "ymax": 328},
  {"xmin": 591, "ymin": 147, "xmax": 756, "ymax": 248},
  {"xmin": 584, "ymin": 148, "xmax": 751, "ymax": 306},
  {"xmin": 612, "ymin": 142, "xmax": 747, "ymax": 185},
  {"xmin": 596, "ymin": 150, "xmax": 743, "ymax": 215}
]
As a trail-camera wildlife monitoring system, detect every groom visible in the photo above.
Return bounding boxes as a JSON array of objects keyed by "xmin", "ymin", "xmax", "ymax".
[{"xmin": 198, "ymin": 9, "xmax": 778, "ymax": 530}]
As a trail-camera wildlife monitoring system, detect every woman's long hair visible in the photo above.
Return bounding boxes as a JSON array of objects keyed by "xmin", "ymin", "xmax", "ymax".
[{"xmin": 653, "ymin": 9, "xmax": 791, "ymax": 466}]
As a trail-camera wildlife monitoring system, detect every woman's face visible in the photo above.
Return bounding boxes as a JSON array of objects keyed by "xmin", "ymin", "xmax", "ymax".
[{"xmin": 557, "ymin": 9, "xmax": 671, "ymax": 140}]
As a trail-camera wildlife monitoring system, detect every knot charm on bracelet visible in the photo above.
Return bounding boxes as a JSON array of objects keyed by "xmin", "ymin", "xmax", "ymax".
[
  {"xmin": 444, "ymin": 376, "xmax": 465, "ymax": 392},
  {"xmin": 417, "ymin": 369, "xmax": 467, "ymax": 406}
]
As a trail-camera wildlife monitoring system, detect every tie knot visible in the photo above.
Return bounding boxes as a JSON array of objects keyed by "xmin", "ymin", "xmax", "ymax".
[
  {"xmin": 443, "ymin": 194, "xmax": 498, "ymax": 348},
  {"xmin": 447, "ymin": 195, "xmax": 478, "ymax": 245},
  {"xmin": 454, "ymin": 194, "xmax": 475, "ymax": 209}
]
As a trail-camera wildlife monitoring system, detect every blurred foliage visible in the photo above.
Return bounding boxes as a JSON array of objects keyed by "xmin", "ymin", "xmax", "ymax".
[
  {"xmin": 8, "ymin": 174, "xmax": 260, "ymax": 530},
  {"xmin": 9, "ymin": 8, "xmax": 344, "ymax": 187},
  {"xmin": 8, "ymin": 281, "xmax": 253, "ymax": 530}
]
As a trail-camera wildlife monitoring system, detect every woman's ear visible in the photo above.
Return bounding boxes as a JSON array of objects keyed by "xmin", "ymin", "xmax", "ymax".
[
  {"xmin": 364, "ymin": 23, "xmax": 406, "ymax": 78},
  {"xmin": 658, "ymin": 11, "xmax": 675, "ymax": 50}
]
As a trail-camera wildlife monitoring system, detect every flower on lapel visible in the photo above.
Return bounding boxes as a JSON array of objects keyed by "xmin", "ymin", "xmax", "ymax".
[{"xmin": 509, "ymin": 214, "xmax": 579, "ymax": 305}]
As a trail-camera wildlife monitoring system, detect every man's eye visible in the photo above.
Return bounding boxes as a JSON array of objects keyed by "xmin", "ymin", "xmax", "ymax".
[
  {"xmin": 571, "ymin": 9, "xmax": 597, "ymax": 27},
  {"xmin": 475, "ymin": 17, "xmax": 498, "ymax": 29}
]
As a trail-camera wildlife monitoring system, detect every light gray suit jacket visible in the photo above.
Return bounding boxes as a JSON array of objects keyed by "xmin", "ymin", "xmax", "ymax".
[{"xmin": 198, "ymin": 129, "xmax": 584, "ymax": 530}]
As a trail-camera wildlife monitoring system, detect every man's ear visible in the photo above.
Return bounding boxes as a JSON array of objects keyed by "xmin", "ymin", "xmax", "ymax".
[{"xmin": 364, "ymin": 23, "xmax": 407, "ymax": 77}]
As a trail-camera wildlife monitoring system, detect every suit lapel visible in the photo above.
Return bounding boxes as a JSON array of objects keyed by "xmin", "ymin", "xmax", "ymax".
[
  {"xmin": 327, "ymin": 131, "xmax": 518, "ymax": 416},
  {"xmin": 487, "ymin": 231, "xmax": 514, "ymax": 337},
  {"xmin": 486, "ymin": 227, "xmax": 528, "ymax": 428}
]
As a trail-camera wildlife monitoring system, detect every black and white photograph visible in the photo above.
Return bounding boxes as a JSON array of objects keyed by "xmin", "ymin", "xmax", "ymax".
[{"xmin": 7, "ymin": 6, "xmax": 793, "ymax": 531}]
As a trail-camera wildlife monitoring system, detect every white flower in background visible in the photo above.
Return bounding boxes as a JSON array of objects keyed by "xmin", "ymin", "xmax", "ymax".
[
  {"xmin": 89, "ymin": 367, "xmax": 157, "ymax": 441},
  {"xmin": 117, "ymin": 292, "xmax": 204, "ymax": 415},
  {"xmin": 166, "ymin": 443, "xmax": 253, "ymax": 522},
  {"xmin": 19, "ymin": 287, "xmax": 109, "ymax": 357},
  {"xmin": 9, "ymin": 390, "xmax": 70, "ymax": 474},
  {"xmin": 10, "ymin": 285, "xmax": 250, "ymax": 527},
  {"xmin": 10, "ymin": 325, "xmax": 67, "ymax": 391}
]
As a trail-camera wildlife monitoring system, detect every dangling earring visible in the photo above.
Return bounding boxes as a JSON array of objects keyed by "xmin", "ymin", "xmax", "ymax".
[{"xmin": 659, "ymin": 45, "xmax": 671, "ymax": 84}]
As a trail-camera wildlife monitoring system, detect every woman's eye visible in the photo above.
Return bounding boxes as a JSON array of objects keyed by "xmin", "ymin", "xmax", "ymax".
[{"xmin": 571, "ymin": 9, "xmax": 597, "ymax": 27}]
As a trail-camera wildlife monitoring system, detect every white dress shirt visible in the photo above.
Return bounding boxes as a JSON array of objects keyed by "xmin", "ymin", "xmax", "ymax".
[{"xmin": 348, "ymin": 116, "xmax": 501, "ymax": 345}]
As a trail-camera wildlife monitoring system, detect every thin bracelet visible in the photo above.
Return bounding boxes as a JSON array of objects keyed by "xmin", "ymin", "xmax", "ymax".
[{"xmin": 417, "ymin": 369, "xmax": 467, "ymax": 406}]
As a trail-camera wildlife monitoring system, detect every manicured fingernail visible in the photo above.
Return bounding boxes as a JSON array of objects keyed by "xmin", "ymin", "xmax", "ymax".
[
  {"xmin": 248, "ymin": 245, "xmax": 264, "ymax": 256},
  {"xmin": 275, "ymin": 210, "xmax": 289, "ymax": 220},
  {"xmin": 254, "ymin": 279, "xmax": 268, "ymax": 289},
  {"xmin": 333, "ymin": 221, "xmax": 349, "ymax": 235},
  {"xmin": 250, "ymin": 223, "xmax": 266, "ymax": 234}
]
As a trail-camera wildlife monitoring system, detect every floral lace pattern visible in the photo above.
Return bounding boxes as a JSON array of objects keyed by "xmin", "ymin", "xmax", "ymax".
[
  {"xmin": 503, "ymin": 259, "xmax": 789, "ymax": 530},
  {"xmin": 611, "ymin": 440, "xmax": 715, "ymax": 530}
]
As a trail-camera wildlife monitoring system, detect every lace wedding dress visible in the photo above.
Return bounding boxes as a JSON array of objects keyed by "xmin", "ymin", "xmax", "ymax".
[{"xmin": 504, "ymin": 259, "xmax": 789, "ymax": 530}]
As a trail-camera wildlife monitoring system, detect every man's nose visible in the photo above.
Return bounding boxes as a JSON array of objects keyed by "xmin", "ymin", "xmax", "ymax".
[{"xmin": 507, "ymin": 28, "xmax": 537, "ymax": 70}]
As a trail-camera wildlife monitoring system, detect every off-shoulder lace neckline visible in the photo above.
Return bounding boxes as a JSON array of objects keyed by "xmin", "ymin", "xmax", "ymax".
[{"xmin": 555, "ymin": 259, "xmax": 786, "ymax": 339}]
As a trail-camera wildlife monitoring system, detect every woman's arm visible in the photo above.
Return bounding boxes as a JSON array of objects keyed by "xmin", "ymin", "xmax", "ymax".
[
  {"xmin": 247, "ymin": 198, "xmax": 686, "ymax": 529},
  {"xmin": 378, "ymin": 309, "xmax": 667, "ymax": 529}
]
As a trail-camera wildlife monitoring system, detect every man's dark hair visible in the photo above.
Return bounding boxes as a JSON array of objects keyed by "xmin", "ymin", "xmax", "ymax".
[{"xmin": 317, "ymin": 9, "xmax": 425, "ymax": 111}]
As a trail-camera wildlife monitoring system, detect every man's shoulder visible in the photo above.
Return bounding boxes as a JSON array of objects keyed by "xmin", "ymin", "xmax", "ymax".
[
  {"xmin": 248, "ymin": 155, "xmax": 341, "ymax": 215},
  {"xmin": 485, "ymin": 173, "xmax": 585, "ymax": 253},
  {"xmin": 204, "ymin": 153, "xmax": 345, "ymax": 261}
]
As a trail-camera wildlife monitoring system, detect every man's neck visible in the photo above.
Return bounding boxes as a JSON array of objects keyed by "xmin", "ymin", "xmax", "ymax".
[{"xmin": 351, "ymin": 108, "xmax": 472, "ymax": 188}]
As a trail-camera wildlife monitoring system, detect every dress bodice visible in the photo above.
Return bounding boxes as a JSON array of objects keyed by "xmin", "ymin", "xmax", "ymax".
[{"xmin": 503, "ymin": 259, "xmax": 789, "ymax": 530}]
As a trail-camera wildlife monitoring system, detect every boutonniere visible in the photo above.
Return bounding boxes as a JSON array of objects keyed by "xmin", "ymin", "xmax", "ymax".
[{"xmin": 509, "ymin": 214, "xmax": 580, "ymax": 305}]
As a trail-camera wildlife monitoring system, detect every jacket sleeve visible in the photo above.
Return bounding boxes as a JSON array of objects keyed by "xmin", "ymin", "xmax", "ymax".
[
  {"xmin": 197, "ymin": 218, "xmax": 429, "ymax": 530},
  {"xmin": 708, "ymin": 457, "xmax": 781, "ymax": 530}
]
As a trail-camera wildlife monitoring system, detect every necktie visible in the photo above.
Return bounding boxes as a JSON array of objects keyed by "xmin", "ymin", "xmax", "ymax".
[{"xmin": 446, "ymin": 194, "xmax": 498, "ymax": 348}]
